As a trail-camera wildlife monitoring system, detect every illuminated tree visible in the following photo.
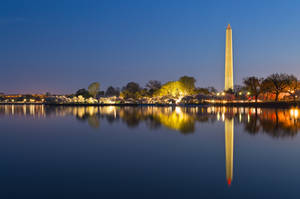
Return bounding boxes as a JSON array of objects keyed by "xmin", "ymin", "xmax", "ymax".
[
  {"xmin": 137, "ymin": 88, "xmax": 149, "ymax": 98},
  {"xmin": 178, "ymin": 76, "xmax": 196, "ymax": 95},
  {"xmin": 88, "ymin": 82, "xmax": 100, "ymax": 98},
  {"xmin": 154, "ymin": 76, "xmax": 196, "ymax": 98},
  {"xmin": 154, "ymin": 81, "xmax": 186, "ymax": 97},
  {"xmin": 243, "ymin": 76, "xmax": 263, "ymax": 102},
  {"xmin": 285, "ymin": 75, "xmax": 300, "ymax": 102},
  {"xmin": 262, "ymin": 73, "xmax": 289, "ymax": 101}
]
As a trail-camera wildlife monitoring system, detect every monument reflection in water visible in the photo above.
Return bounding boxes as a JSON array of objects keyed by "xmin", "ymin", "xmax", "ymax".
[
  {"xmin": 225, "ymin": 118, "xmax": 234, "ymax": 186},
  {"xmin": 1, "ymin": 105, "xmax": 300, "ymax": 187}
]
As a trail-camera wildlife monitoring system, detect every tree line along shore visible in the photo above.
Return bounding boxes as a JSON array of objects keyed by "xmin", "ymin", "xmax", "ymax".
[{"xmin": 1, "ymin": 73, "xmax": 300, "ymax": 106}]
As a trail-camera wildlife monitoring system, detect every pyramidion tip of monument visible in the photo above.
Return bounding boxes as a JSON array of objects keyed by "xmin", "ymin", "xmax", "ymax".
[{"xmin": 227, "ymin": 24, "xmax": 231, "ymax": 29}]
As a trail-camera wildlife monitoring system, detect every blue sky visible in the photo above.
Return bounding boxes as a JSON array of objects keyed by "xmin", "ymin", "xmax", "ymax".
[{"xmin": 1, "ymin": 0, "xmax": 300, "ymax": 94}]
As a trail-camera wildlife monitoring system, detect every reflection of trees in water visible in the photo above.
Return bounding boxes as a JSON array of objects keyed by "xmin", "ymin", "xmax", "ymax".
[
  {"xmin": 87, "ymin": 115, "xmax": 100, "ymax": 128},
  {"xmin": 69, "ymin": 106, "xmax": 300, "ymax": 137},
  {"xmin": 153, "ymin": 110, "xmax": 195, "ymax": 134},
  {"xmin": 145, "ymin": 116, "xmax": 161, "ymax": 130},
  {"xmin": 237, "ymin": 108, "xmax": 299, "ymax": 138},
  {"xmin": 244, "ymin": 114, "xmax": 260, "ymax": 135},
  {"xmin": 2, "ymin": 105, "xmax": 300, "ymax": 138},
  {"xmin": 256, "ymin": 109, "xmax": 299, "ymax": 138},
  {"xmin": 121, "ymin": 113, "xmax": 141, "ymax": 128},
  {"xmin": 106, "ymin": 115, "xmax": 118, "ymax": 124}
]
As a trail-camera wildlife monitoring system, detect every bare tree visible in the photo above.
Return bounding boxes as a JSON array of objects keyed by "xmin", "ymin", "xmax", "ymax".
[
  {"xmin": 262, "ymin": 73, "xmax": 289, "ymax": 101},
  {"xmin": 285, "ymin": 75, "xmax": 300, "ymax": 102},
  {"xmin": 243, "ymin": 76, "xmax": 263, "ymax": 102},
  {"xmin": 146, "ymin": 80, "xmax": 162, "ymax": 95}
]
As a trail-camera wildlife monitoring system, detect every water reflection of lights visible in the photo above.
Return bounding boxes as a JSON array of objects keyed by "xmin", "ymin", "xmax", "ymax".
[
  {"xmin": 87, "ymin": 106, "xmax": 97, "ymax": 116},
  {"xmin": 2, "ymin": 106, "xmax": 300, "ymax": 138},
  {"xmin": 175, "ymin": 106, "xmax": 182, "ymax": 114},
  {"xmin": 175, "ymin": 97, "xmax": 183, "ymax": 104},
  {"xmin": 290, "ymin": 108, "xmax": 299, "ymax": 119},
  {"xmin": 11, "ymin": 105, "xmax": 14, "ymax": 115},
  {"xmin": 1, "ymin": 105, "xmax": 45, "ymax": 117},
  {"xmin": 23, "ymin": 105, "xmax": 26, "ymax": 115}
]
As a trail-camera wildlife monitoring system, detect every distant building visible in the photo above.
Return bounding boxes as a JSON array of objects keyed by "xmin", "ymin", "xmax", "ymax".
[{"xmin": 225, "ymin": 24, "xmax": 234, "ymax": 90}]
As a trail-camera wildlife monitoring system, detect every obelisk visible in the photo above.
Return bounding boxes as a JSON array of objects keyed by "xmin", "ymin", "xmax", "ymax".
[
  {"xmin": 225, "ymin": 118, "xmax": 234, "ymax": 186},
  {"xmin": 225, "ymin": 24, "xmax": 233, "ymax": 90}
]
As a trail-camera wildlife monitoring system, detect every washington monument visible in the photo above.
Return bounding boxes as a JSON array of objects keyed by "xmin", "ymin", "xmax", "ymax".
[{"xmin": 225, "ymin": 24, "xmax": 234, "ymax": 90}]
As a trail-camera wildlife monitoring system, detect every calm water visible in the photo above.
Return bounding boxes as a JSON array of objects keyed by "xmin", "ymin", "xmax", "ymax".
[{"xmin": 1, "ymin": 105, "xmax": 300, "ymax": 198}]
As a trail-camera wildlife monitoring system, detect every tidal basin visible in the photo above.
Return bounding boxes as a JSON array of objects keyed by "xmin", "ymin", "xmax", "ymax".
[{"xmin": 1, "ymin": 105, "xmax": 300, "ymax": 198}]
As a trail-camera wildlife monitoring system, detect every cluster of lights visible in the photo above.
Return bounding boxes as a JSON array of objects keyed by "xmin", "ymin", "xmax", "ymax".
[{"xmin": 215, "ymin": 91, "xmax": 253, "ymax": 97}]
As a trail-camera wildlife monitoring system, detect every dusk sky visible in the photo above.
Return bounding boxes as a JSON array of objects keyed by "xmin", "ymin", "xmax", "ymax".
[{"xmin": 1, "ymin": 0, "xmax": 300, "ymax": 94}]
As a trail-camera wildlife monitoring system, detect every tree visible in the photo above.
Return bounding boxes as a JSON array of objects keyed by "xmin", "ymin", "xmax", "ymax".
[
  {"xmin": 137, "ymin": 88, "xmax": 149, "ymax": 98},
  {"xmin": 195, "ymin": 87, "xmax": 210, "ymax": 95},
  {"xmin": 146, "ymin": 80, "xmax": 161, "ymax": 95},
  {"xmin": 195, "ymin": 87, "xmax": 218, "ymax": 95},
  {"xmin": 97, "ymin": 91, "xmax": 105, "ymax": 97},
  {"xmin": 123, "ymin": 82, "xmax": 140, "ymax": 93},
  {"xmin": 88, "ymin": 82, "xmax": 100, "ymax": 98},
  {"xmin": 243, "ymin": 76, "xmax": 263, "ymax": 102},
  {"xmin": 285, "ymin": 75, "xmax": 300, "ymax": 102},
  {"xmin": 154, "ymin": 81, "xmax": 185, "ymax": 97},
  {"xmin": 262, "ymin": 73, "xmax": 289, "ymax": 101},
  {"xmin": 225, "ymin": 88, "xmax": 234, "ymax": 94},
  {"xmin": 105, "ymin": 86, "xmax": 120, "ymax": 97},
  {"xmin": 75, "ymin": 88, "xmax": 90, "ymax": 98},
  {"xmin": 178, "ymin": 76, "xmax": 196, "ymax": 95},
  {"xmin": 120, "ymin": 82, "xmax": 141, "ymax": 99},
  {"xmin": 207, "ymin": 87, "xmax": 217, "ymax": 94}
]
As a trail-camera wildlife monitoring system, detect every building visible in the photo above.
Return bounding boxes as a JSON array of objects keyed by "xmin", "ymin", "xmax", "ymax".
[{"xmin": 225, "ymin": 24, "xmax": 234, "ymax": 90}]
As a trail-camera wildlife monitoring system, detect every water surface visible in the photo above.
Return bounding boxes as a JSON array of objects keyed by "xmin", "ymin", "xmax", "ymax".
[{"xmin": 1, "ymin": 105, "xmax": 300, "ymax": 198}]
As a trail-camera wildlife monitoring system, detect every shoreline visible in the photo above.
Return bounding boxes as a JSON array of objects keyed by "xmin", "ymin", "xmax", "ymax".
[{"xmin": 1, "ymin": 101, "xmax": 300, "ymax": 108}]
